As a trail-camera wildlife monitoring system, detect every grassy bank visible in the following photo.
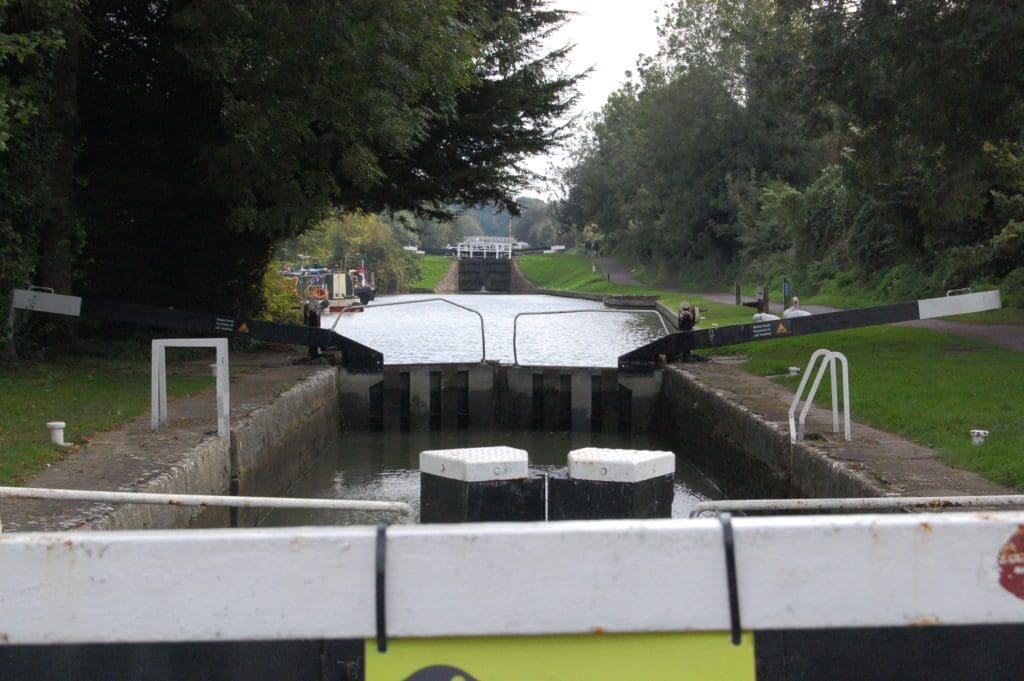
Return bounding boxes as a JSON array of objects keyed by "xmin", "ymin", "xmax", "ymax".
[
  {"xmin": 517, "ymin": 253, "xmax": 753, "ymax": 326},
  {"xmin": 518, "ymin": 252, "xmax": 1024, "ymax": 490},
  {"xmin": 0, "ymin": 359, "xmax": 213, "ymax": 485},
  {"xmin": 410, "ymin": 255, "xmax": 453, "ymax": 290},
  {"xmin": 712, "ymin": 327, "xmax": 1024, "ymax": 488}
]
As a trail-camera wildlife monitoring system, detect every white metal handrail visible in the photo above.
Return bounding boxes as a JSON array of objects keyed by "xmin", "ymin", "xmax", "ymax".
[
  {"xmin": 0, "ymin": 486, "xmax": 415, "ymax": 531},
  {"xmin": 513, "ymin": 308, "xmax": 670, "ymax": 365},
  {"xmin": 328, "ymin": 297, "xmax": 486, "ymax": 363},
  {"xmin": 789, "ymin": 348, "xmax": 850, "ymax": 443},
  {"xmin": 689, "ymin": 494, "xmax": 1024, "ymax": 517}
]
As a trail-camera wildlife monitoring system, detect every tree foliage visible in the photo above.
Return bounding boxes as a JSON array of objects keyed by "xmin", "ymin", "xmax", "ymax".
[
  {"xmin": 0, "ymin": 0, "xmax": 81, "ymax": 358},
  {"xmin": 1, "ymin": 0, "xmax": 579, "ymax": 355},
  {"xmin": 557, "ymin": 0, "xmax": 1024, "ymax": 303},
  {"xmin": 387, "ymin": 197, "xmax": 557, "ymax": 249}
]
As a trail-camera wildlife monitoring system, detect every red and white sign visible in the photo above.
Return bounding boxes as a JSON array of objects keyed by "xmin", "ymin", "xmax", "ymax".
[{"xmin": 998, "ymin": 526, "xmax": 1024, "ymax": 600}]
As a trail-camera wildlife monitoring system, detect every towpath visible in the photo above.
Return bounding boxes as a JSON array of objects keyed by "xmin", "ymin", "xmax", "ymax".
[{"xmin": 594, "ymin": 256, "xmax": 1023, "ymax": 351}]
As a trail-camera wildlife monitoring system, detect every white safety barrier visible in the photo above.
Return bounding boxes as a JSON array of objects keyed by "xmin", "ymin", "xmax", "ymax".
[
  {"xmin": 789, "ymin": 348, "xmax": 850, "ymax": 443},
  {"xmin": 151, "ymin": 338, "xmax": 229, "ymax": 445},
  {"xmin": 1, "ymin": 512, "xmax": 1024, "ymax": 644},
  {"xmin": 689, "ymin": 494, "xmax": 1024, "ymax": 517}
]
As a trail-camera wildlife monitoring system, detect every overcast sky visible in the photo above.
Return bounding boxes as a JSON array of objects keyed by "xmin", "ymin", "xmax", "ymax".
[{"xmin": 522, "ymin": 0, "xmax": 667, "ymax": 200}]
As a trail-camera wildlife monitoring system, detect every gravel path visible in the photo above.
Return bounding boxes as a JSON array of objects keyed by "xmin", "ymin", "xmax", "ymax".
[{"xmin": 594, "ymin": 257, "xmax": 1022, "ymax": 351}]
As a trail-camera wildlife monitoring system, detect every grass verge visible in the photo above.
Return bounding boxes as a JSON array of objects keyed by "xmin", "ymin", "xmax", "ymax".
[
  {"xmin": 517, "ymin": 253, "xmax": 754, "ymax": 326},
  {"xmin": 0, "ymin": 359, "xmax": 214, "ymax": 485},
  {"xmin": 410, "ymin": 255, "xmax": 454, "ymax": 290}
]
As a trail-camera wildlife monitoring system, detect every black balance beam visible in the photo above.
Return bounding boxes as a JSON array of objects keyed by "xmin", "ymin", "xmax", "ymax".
[
  {"xmin": 10, "ymin": 289, "xmax": 383, "ymax": 373},
  {"xmin": 618, "ymin": 291, "xmax": 1001, "ymax": 373}
]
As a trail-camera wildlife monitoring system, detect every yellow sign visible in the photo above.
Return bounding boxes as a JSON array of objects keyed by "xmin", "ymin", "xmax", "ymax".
[
  {"xmin": 366, "ymin": 631, "xmax": 755, "ymax": 680},
  {"xmin": 237, "ymin": 322, "xmax": 249, "ymax": 333},
  {"xmin": 776, "ymin": 322, "xmax": 789, "ymax": 334}
]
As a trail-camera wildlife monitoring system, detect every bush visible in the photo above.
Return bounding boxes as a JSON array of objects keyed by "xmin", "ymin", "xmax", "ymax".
[
  {"xmin": 260, "ymin": 260, "xmax": 301, "ymax": 324},
  {"xmin": 1001, "ymin": 267, "xmax": 1024, "ymax": 308}
]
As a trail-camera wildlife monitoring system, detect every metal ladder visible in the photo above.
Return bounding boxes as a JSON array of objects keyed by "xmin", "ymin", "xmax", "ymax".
[{"xmin": 789, "ymin": 348, "xmax": 851, "ymax": 443}]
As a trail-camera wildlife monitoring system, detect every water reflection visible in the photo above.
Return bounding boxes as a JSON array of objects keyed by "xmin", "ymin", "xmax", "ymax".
[{"xmin": 324, "ymin": 293, "xmax": 666, "ymax": 366}]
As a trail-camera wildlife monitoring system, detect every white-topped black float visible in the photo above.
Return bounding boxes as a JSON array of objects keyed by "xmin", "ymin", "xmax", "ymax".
[
  {"xmin": 418, "ymin": 446, "xmax": 544, "ymax": 523},
  {"xmin": 548, "ymin": 447, "xmax": 675, "ymax": 520}
]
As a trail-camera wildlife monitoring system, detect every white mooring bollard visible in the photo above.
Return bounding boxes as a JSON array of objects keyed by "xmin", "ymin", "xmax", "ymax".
[{"xmin": 46, "ymin": 421, "xmax": 72, "ymax": 447}]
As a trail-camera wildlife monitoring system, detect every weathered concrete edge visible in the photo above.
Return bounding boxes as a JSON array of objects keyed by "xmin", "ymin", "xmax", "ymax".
[
  {"xmin": 536, "ymin": 289, "xmax": 678, "ymax": 331},
  {"xmin": 85, "ymin": 437, "xmax": 230, "ymax": 531},
  {"xmin": 231, "ymin": 368, "xmax": 338, "ymax": 476},
  {"xmin": 655, "ymin": 301, "xmax": 678, "ymax": 330},
  {"xmin": 535, "ymin": 288, "xmax": 603, "ymax": 302},
  {"xmin": 662, "ymin": 365, "xmax": 886, "ymax": 499},
  {"xmin": 231, "ymin": 368, "xmax": 341, "ymax": 526},
  {"xmin": 84, "ymin": 368, "xmax": 340, "ymax": 531}
]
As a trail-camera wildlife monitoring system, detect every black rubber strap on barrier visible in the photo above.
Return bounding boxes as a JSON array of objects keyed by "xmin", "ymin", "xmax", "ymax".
[
  {"xmin": 720, "ymin": 512, "xmax": 742, "ymax": 646},
  {"xmin": 375, "ymin": 521, "xmax": 389, "ymax": 653}
]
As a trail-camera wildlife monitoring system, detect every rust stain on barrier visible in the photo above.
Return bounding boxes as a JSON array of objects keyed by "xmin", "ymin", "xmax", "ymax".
[
  {"xmin": 908, "ymin": 615, "xmax": 941, "ymax": 626},
  {"xmin": 923, "ymin": 499, "xmax": 962, "ymax": 509},
  {"xmin": 590, "ymin": 626, "xmax": 606, "ymax": 634},
  {"xmin": 919, "ymin": 522, "xmax": 933, "ymax": 534},
  {"xmin": 998, "ymin": 525, "xmax": 1024, "ymax": 600}
]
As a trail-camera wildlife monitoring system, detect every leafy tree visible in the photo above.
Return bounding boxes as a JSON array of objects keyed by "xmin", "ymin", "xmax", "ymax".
[
  {"xmin": 798, "ymin": 0, "xmax": 1024, "ymax": 269},
  {"xmin": 322, "ymin": 211, "xmax": 418, "ymax": 293},
  {"xmin": 557, "ymin": 0, "xmax": 821, "ymax": 285},
  {"xmin": 1, "ymin": 0, "xmax": 81, "ymax": 359},
  {"xmin": 557, "ymin": 0, "xmax": 1024, "ymax": 301},
  {"xmin": 62, "ymin": 0, "xmax": 579, "ymax": 320},
  {"xmin": 260, "ymin": 259, "xmax": 302, "ymax": 325},
  {"xmin": 363, "ymin": 0, "xmax": 583, "ymax": 218}
]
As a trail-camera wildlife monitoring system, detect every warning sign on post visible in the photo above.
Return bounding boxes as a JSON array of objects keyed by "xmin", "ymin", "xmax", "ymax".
[{"xmin": 365, "ymin": 631, "xmax": 754, "ymax": 680}]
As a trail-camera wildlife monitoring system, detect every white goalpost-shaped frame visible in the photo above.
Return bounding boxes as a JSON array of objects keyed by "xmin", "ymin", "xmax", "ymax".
[{"xmin": 151, "ymin": 338, "xmax": 230, "ymax": 446}]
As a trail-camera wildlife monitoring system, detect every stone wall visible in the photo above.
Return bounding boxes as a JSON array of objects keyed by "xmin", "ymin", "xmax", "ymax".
[
  {"xmin": 658, "ymin": 365, "xmax": 883, "ymax": 499},
  {"xmin": 88, "ymin": 368, "xmax": 341, "ymax": 530}
]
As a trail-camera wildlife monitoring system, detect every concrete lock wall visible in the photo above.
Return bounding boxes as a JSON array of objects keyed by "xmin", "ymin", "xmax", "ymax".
[
  {"xmin": 229, "ymin": 368, "xmax": 342, "ymax": 527},
  {"xmin": 84, "ymin": 368, "xmax": 343, "ymax": 531},
  {"xmin": 87, "ymin": 436, "xmax": 232, "ymax": 531},
  {"xmin": 336, "ymin": 363, "xmax": 663, "ymax": 433},
  {"xmin": 657, "ymin": 365, "xmax": 882, "ymax": 500}
]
